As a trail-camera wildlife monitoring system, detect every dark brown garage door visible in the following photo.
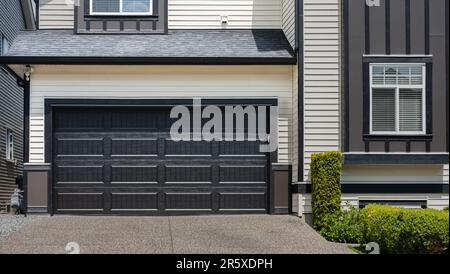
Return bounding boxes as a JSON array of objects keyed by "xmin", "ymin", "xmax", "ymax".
[{"xmin": 51, "ymin": 106, "xmax": 269, "ymax": 214}]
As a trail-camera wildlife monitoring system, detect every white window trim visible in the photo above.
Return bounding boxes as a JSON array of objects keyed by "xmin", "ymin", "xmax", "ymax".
[
  {"xmin": 6, "ymin": 129, "xmax": 14, "ymax": 161},
  {"xmin": 369, "ymin": 63, "xmax": 427, "ymax": 136},
  {"xmin": 90, "ymin": 0, "xmax": 153, "ymax": 16}
]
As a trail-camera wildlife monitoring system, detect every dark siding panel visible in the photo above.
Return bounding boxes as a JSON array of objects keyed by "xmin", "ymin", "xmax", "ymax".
[
  {"xmin": 411, "ymin": 141, "xmax": 426, "ymax": 151},
  {"xmin": 429, "ymin": 0, "xmax": 447, "ymax": 152},
  {"xmin": 390, "ymin": 0, "xmax": 407, "ymax": 54},
  {"xmin": 447, "ymin": 0, "xmax": 450, "ymax": 153},
  {"xmin": 369, "ymin": 142, "xmax": 385, "ymax": 152},
  {"xmin": 0, "ymin": 0, "xmax": 25, "ymax": 207},
  {"xmin": 390, "ymin": 142, "xmax": 407, "ymax": 152},
  {"xmin": 345, "ymin": 0, "xmax": 448, "ymax": 154},
  {"xmin": 410, "ymin": 0, "xmax": 426, "ymax": 54},
  {"xmin": 348, "ymin": 0, "xmax": 366, "ymax": 152},
  {"xmin": 0, "ymin": 0, "xmax": 24, "ymax": 41},
  {"xmin": 369, "ymin": 3, "xmax": 386, "ymax": 54}
]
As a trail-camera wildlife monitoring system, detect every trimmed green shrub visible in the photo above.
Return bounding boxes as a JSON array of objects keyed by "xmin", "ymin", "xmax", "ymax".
[
  {"xmin": 310, "ymin": 151, "xmax": 342, "ymax": 230},
  {"xmin": 359, "ymin": 205, "xmax": 449, "ymax": 254},
  {"xmin": 320, "ymin": 205, "xmax": 364, "ymax": 244}
]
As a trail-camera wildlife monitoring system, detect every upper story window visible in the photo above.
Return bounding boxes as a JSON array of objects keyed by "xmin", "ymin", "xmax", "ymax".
[
  {"xmin": 90, "ymin": 0, "xmax": 153, "ymax": 16},
  {"xmin": 370, "ymin": 64, "xmax": 426, "ymax": 135},
  {"xmin": 6, "ymin": 129, "xmax": 14, "ymax": 161}
]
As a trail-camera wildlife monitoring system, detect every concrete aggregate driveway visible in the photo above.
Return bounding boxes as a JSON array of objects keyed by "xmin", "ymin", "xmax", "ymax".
[{"xmin": 0, "ymin": 215, "xmax": 353, "ymax": 254}]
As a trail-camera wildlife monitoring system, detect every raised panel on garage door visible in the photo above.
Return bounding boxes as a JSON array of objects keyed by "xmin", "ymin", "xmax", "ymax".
[{"xmin": 52, "ymin": 105, "xmax": 269, "ymax": 214}]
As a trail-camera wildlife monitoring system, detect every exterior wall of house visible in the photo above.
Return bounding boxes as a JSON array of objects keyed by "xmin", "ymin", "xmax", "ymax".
[
  {"xmin": 282, "ymin": 0, "xmax": 295, "ymax": 47},
  {"xmin": 293, "ymin": 0, "xmax": 448, "ymax": 218},
  {"xmin": 169, "ymin": 0, "xmax": 281, "ymax": 29},
  {"xmin": 39, "ymin": 0, "xmax": 283, "ymax": 30},
  {"xmin": 38, "ymin": 0, "xmax": 74, "ymax": 29},
  {"xmin": 0, "ymin": 0, "xmax": 25, "ymax": 209},
  {"xmin": 25, "ymin": 0, "xmax": 449, "ymax": 216},
  {"xmin": 28, "ymin": 65, "xmax": 293, "ymax": 164},
  {"xmin": 294, "ymin": 193, "xmax": 449, "ymax": 215},
  {"xmin": 292, "ymin": 164, "xmax": 449, "ymax": 214},
  {"xmin": 302, "ymin": 0, "xmax": 341, "ymax": 182},
  {"xmin": 292, "ymin": 0, "xmax": 341, "ymax": 214},
  {"xmin": 344, "ymin": 0, "xmax": 448, "ymax": 153}
]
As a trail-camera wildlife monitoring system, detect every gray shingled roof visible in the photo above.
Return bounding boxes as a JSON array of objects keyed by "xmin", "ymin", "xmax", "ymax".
[{"xmin": 7, "ymin": 29, "xmax": 294, "ymax": 59}]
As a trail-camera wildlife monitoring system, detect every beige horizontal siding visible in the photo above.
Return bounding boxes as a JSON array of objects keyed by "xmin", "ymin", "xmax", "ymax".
[
  {"xmin": 39, "ymin": 0, "xmax": 74, "ymax": 29},
  {"xmin": 282, "ymin": 0, "xmax": 295, "ymax": 47},
  {"xmin": 39, "ymin": 0, "xmax": 282, "ymax": 29},
  {"xmin": 29, "ymin": 65, "xmax": 292, "ymax": 164},
  {"xmin": 342, "ymin": 165, "xmax": 446, "ymax": 184},
  {"xmin": 444, "ymin": 164, "xmax": 449, "ymax": 184},
  {"xmin": 292, "ymin": 165, "xmax": 449, "ymax": 213},
  {"xmin": 293, "ymin": 193, "xmax": 449, "ymax": 214},
  {"xmin": 168, "ymin": 0, "xmax": 281, "ymax": 29},
  {"xmin": 303, "ymin": 0, "xmax": 341, "ymax": 181}
]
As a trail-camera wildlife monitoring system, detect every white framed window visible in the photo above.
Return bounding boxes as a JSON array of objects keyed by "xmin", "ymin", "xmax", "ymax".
[
  {"xmin": 370, "ymin": 63, "xmax": 426, "ymax": 135},
  {"xmin": 6, "ymin": 129, "xmax": 14, "ymax": 161},
  {"xmin": 90, "ymin": 0, "xmax": 153, "ymax": 16}
]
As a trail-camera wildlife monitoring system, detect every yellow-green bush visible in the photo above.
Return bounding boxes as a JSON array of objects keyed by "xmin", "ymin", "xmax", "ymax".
[
  {"xmin": 320, "ymin": 205, "xmax": 364, "ymax": 244},
  {"xmin": 359, "ymin": 205, "xmax": 449, "ymax": 254},
  {"xmin": 310, "ymin": 151, "xmax": 342, "ymax": 230}
]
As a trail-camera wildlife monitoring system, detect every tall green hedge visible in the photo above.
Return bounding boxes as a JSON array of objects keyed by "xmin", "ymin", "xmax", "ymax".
[
  {"xmin": 360, "ymin": 205, "xmax": 449, "ymax": 254},
  {"xmin": 310, "ymin": 151, "xmax": 342, "ymax": 230}
]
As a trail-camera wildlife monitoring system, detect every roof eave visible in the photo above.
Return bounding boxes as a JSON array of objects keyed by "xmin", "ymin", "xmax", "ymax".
[{"xmin": 0, "ymin": 56, "xmax": 297, "ymax": 66}]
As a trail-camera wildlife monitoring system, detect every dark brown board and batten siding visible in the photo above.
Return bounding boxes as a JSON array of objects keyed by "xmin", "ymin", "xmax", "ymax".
[
  {"xmin": 343, "ymin": 0, "xmax": 449, "ymax": 153},
  {"xmin": 0, "ymin": 0, "xmax": 24, "ymax": 207},
  {"xmin": 75, "ymin": 0, "xmax": 167, "ymax": 34}
]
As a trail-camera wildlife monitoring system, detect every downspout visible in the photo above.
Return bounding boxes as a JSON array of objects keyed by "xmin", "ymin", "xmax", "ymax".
[
  {"xmin": 23, "ymin": 66, "xmax": 31, "ymax": 164},
  {"xmin": 295, "ymin": 0, "xmax": 304, "ymax": 183},
  {"xmin": 22, "ymin": 67, "xmax": 31, "ymax": 215},
  {"xmin": 20, "ymin": 0, "xmax": 37, "ymax": 30},
  {"xmin": 15, "ymin": 66, "xmax": 31, "ymax": 217},
  {"xmin": 294, "ymin": 0, "xmax": 305, "ymax": 217}
]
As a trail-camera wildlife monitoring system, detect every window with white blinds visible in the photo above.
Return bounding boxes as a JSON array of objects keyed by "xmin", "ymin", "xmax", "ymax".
[
  {"xmin": 91, "ymin": 0, "xmax": 152, "ymax": 15},
  {"xmin": 370, "ymin": 64, "xmax": 426, "ymax": 135},
  {"xmin": 372, "ymin": 88, "xmax": 396, "ymax": 132}
]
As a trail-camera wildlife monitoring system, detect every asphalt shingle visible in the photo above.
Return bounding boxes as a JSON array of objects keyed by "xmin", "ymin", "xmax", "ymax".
[{"xmin": 6, "ymin": 29, "xmax": 294, "ymax": 59}]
